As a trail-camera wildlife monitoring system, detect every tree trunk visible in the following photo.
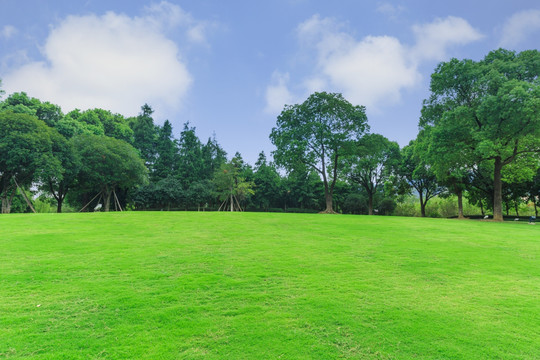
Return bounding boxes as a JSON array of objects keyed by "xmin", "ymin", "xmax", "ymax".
[
  {"xmin": 230, "ymin": 191, "xmax": 233, "ymax": 212},
  {"xmin": 457, "ymin": 189, "xmax": 464, "ymax": 219},
  {"xmin": 104, "ymin": 188, "xmax": 112, "ymax": 212},
  {"xmin": 515, "ymin": 202, "xmax": 519, "ymax": 217},
  {"xmin": 324, "ymin": 191, "xmax": 333, "ymax": 213},
  {"xmin": 479, "ymin": 200, "xmax": 484, "ymax": 216},
  {"xmin": 57, "ymin": 196, "xmax": 64, "ymax": 213},
  {"xmin": 419, "ymin": 192, "xmax": 426, "ymax": 217},
  {"xmin": 1, "ymin": 188, "xmax": 15, "ymax": 214},
  {"xmin": 535, "ymin": 201, "xmax": 538, "ymax": 217},
  {"xmin": 1, "ymin": 196, "xmax": 11, "ymax": 214},
  {"xmin": 368, "ymin": 192, "xmax": 373, "ymax": 215},
  {"xmin": 492, "ymin": 157, "xmax": 504, "ymax": 222}
]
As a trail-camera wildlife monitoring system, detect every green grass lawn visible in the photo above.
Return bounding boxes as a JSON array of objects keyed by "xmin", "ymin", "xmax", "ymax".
[{"xmin": 1, "ymin": 212, "xmax": 539, "ymax": 359}]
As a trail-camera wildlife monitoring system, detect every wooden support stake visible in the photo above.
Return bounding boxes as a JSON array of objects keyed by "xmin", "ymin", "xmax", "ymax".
[
  {"xmin": 113, "ymin": 189, "xmax": 123, "ymax": 212},
  {"xmin": 12, "ymin": 176, "xmax": 36, "ymax": 213},
  {"xmin": 79, "ymin": 192, "xmax": 102, "ymax": 212}
]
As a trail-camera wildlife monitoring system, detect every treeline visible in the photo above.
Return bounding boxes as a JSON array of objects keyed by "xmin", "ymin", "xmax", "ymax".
[
  {"xmin": 0, "ymin": 48, "xmax": 539, "ymax": 219},
  {"xmin": 0, "ymin": 91, "xmax": 397, "ymax": 214}
]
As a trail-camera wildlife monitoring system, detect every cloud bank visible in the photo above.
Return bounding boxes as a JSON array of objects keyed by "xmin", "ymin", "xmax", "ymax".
[
  {"xmin": 265, "ymin": 15, "xmax": 483, "ymax": 114},
  {"xmin": 3, "ymin": 2, "xmax": 205, "ymax": 117}
]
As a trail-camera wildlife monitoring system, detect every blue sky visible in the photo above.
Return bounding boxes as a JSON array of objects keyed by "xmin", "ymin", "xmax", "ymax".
[{"xmin": 1, "ymin": 1, "xmax": 540, "ymax": 164}]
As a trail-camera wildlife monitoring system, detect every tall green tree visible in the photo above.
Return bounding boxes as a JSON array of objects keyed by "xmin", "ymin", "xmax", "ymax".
[
  {"xmin": 421, "ymin": 49, "xmax": 540, "ymax": 221},
  {"xmin": 176, "ymin": 122, "xmax": 203, "ymax": 188},
  {"xmin": 201, "ymin": 135, "xmax": 227, "ymax": 180},
  {"xmin": 270, "ymin": 92, "xmax": 368, "ymax": 213},
  {"xmin": 399, "ymin": 138, "xmax": 444, "ymax": 217},
  {"xmin": 41, "ymin": 132, "xmax": 81, "ymax": 213},
  {"xmin": 213, "ymin": 154, "xmax": 254, "ymax": 212},
  {"xmin": 73, "ymin": 134, "xmax": 148, "ymax": 212},
  {"xmin": 345, "ymin": 133, "xmax": 400, "ymax": 215},
  {"xmin": 153, "ymin": 120, "xmax": 177, "ymax": 181},
  {"xmin": 131, "ymin": 104, "xmax": 157, "ymax": 169},
  {"xmin": 252, "ymin": 151, "xmax": 282, "ymax": 211},
  {"xmin": 0, "ymin": 112, "xmax": 59, "ymax": 213}
]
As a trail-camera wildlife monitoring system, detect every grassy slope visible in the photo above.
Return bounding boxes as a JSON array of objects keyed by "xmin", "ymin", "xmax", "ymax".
[{"xmin": 0, "ymin": 212, "xmax": 539, "ymax": 359}]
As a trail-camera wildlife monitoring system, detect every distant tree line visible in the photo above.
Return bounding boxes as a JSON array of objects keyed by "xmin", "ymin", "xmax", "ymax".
[{"xmin": 0, "ymin": 48, "xmax": 539, "ymax": 220}]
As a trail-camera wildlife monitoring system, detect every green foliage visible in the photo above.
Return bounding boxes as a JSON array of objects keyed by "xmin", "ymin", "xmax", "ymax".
[
  {"xmin": 176, "ymin": 122, "xmax": 204, "ymax": 187},
  {"xmin": 153, "ymin": 120, "xmax": 177, "ymax": 181},
  {"xmin": 0, "ymin": 111, "xmax": 59, "ymax": 213},
  {"xmin": 72, "ymin": 134, "xmax": 148, "ymax": 211},
  {"xmin": 398, "ymin": 138, "xmax": 443, "ymax": 217},
  {"xmin": 344, "ymin": 133, "xmax": 400, "ymax": 215},
  {"xmin": 270, "ymin": 92, "xmax": 368, "ymax": 212},
  {"xmin": 201, "ymin": 135, "xmax": 227, "ymax": 180},
  {"xmin": 394, "ymin": 194, "xmax": 486, "ymax": 218},
  {"xmin": 213, "ymin": 154, "xmax": 255, "ymax": 210},
  {"xmin": 252, "ymin": 152, "xmax": 282, "ymax": 211},
  {"xmin": 421, "ymin": 49, "xmax": 540, "ymax": 221},
  {"xmin": 130, "ymin": 104, "xmax": 157, "ymax": 167},
  {"xmin": 0, "ymin": 92, "xmax": 63, "ymax": 127},
  {"xmin": 186, "ymin": 180, "xmax": 215, "ymax": 210},
  {"xmin": 281, "ymin": 167, "xmax": 325, "ymax": 211},
  {"xmin": 342, "ymin": 193, "xmax": 368, "ymax": 214}
]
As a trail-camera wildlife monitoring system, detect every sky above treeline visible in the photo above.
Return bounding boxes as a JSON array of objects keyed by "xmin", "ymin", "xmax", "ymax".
[{"xmin": 1, "ymin": 1, "xmax": 540, "ymax": 164}]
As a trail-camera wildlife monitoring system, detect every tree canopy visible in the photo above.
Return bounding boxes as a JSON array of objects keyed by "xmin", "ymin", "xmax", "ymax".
[
  {"xmin": 345, "ymin": 133, "xmax": 400, "ymax": 215},
  {"xmin": 270, "ymin": 92, "xmax": 368, "ymax": 213},
  {"xmin": 0, "ymin": 112, "xmax": 59, "ymax": 213},
  {"xmin": 421, "ymin": 49, "xmax": 540, "ymax": 221}
]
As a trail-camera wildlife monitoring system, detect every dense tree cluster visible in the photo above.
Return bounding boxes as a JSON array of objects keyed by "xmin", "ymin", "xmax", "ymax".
[{"xmin": 1, "ymin": 49, "xmax": 539, "ymax": 220}]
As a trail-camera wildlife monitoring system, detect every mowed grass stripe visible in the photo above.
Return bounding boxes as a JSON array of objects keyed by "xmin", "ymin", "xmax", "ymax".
[{"xmin": 0, "ymin": 212, "xmax": 539, "ymax": 359}]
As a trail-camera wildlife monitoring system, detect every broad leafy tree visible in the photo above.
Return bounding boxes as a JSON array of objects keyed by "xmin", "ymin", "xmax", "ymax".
[
  {"xmin": 345, "ymin": 133, "xmax": 400, "ymax": 215},
  {"xmin": 0, "ymin": 92, "xmax": 64, "ymax": 127},
  {"xmin": 270, "ymin": 92, "xmax": 368, "ymax": 213},
  {"xmin": 73, "ymin": 134, "xmax": 148, "ymax": 211},
  {"xmin": 0, "ymin": 112, "xmax": 59, "ymax": 213},
  {"xmin": 399, "ymin": 138, "xmax": 444, "ymax": 217},
  {"xmin": 187, "ymin": 180, "xmax": 215, "ymax": 211},
  {"xmin": 42, "ymin": 132, "xmax": 81, "ymax": 213},
  {"xmin": 421, "ymin": 49, "xmax": 540, "ymax": 221}
]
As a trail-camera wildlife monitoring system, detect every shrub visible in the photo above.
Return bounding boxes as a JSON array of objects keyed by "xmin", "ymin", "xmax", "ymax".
[
  {"xmin": 342, "ymin": 194, "xmax": 368, "ymax": 215},
  {"xmin": 377, "ymin": 198, "xmax": 396, "ymax": 215}
]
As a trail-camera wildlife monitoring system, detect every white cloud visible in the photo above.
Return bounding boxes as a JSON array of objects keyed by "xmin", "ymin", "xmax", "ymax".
[
  {"xmin": 265, "ymin": 15, "xmax": 482, "ymax": 112},
  {"xmin": 1, "ymin": 25, "xmax": 17, "ymax": 39},
  {"xmin": 3, "ymin": 2, "xmax": 204, "ymax": 117},
  {"xmin": 144, "ymin": 1, "xmax": 212, "ymax": 45},
  {"xmin": 321, "ymin": 35, "xmax": 420, "ymax": 107},
  {"xmin": 499, "ymin": 10, "xmax": 540, "ymax": 48},
  {"xmin": 411, "ymin": 16, "xmax": 484, "ymax": 62},
  {"xmin": 376, "ymin": 3, "xmax": 405, "ymax": 19},
  {"xmin": 264, "ymin": 71, "xmax": 297, "ymax": 114}
]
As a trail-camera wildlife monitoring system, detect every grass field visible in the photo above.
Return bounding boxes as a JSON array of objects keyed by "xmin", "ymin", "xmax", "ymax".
[{"xmin": 1, "ymin": 212, "xmax": 539, "ymax": 359}]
